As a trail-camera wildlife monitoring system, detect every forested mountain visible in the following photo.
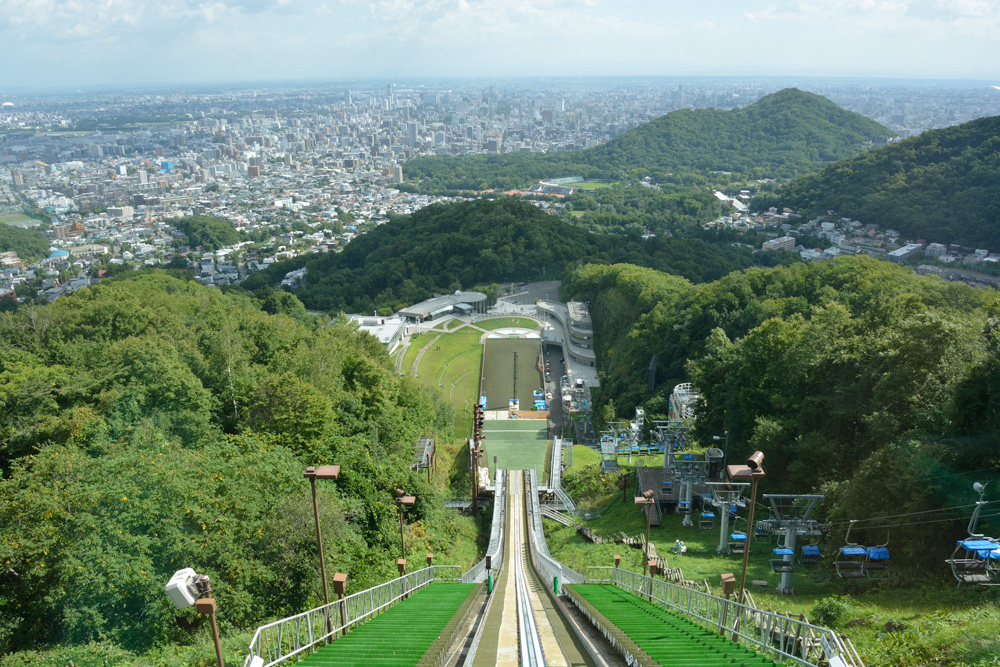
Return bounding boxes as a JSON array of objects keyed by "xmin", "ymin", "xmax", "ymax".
[
  {"xmin": 0, "ymin": 273, "xmax": 468, "ymax": 662},
  {"xmin": 402, "ymin": 89, "xmax": 894, "ymax": 192},
  {"xmin": 564, "ymin": 257, "xmax": 1000, "ymax": 568},
  {"xmin": 242, "ymin": 198, "xmax": 785, "ymax": 314},
  {"xmin": 752, "ymin": 114, "xmax": 1000, "ymax": 249}
]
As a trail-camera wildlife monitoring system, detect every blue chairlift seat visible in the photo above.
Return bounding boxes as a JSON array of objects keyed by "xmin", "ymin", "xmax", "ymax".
[
  {"xmin": 835, "ymin": 545, "xmax": 868, "ymax": 578},
  {"xmin": 728, "ymin": 532, "xmax": 747, "ymax": 554},
  {"xmin": 678, "ymin": 500, "xmax": 691, "ymax": 515},
  {"xmin": 865, "ymin": 546, "xmax": 891, "ymax": 578},
  {"xmin": 947, "ymin": 539, "xmax": 1000, "ymax": 586},
  {"xmin": 699, "ymin": 511, "xmax": 715, "ymax": 530},
  {"xmin": 771, "ymin": 547, "xmax": 795, "ymax": 573},
  {"xmin": 799, "ymin": 545, "xmax": 822, "ymax": 565}
]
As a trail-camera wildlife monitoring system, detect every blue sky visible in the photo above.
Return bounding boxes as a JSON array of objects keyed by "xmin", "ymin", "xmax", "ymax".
[{"xmin": 1, "ymin": 0, "xmax": 997, "ymax": 88}]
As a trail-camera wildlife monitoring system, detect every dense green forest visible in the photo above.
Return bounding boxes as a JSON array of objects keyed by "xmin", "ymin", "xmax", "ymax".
[
  {"xmin": 564, "ymin": 257, "xmax": 1000, "ymax": 570},
  {"xmin": 0, "ymin": 224, "xmax": 49, "ymax": 261},
  {"xmin": 241, "ymin": 198, "xmax": 791, "ymax": 314},
  {"xmin": 402, "ymin": 89, "xmax": 894, "ymax": 192},
  {"xmin": 752, "ymin": 114, "xmax": 1000, "ymax": 249},
  {"xmin": 172, "ymin": 215, "xmax": 242, "ymax": 250},
  {"xmin": 563, "ymin": 184, "xmax": 722, "ymax": 236},
  {"xmin": 0, "ymin": 273, "xmax": 475, "ymax": 664}
]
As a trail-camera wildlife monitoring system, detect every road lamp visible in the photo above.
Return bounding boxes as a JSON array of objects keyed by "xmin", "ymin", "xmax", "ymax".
[
  {"xmin": 727, "ymin": 451, "xmax": 765, "ymax": 607},
  {"xmin": 395, "ymin": 488, "xmax": 416, "ymax": 563},
  {"xmin": 165, "ymin": 569, "xmax": 225, "ymax": 667},
  {"xmin": 304, "ymin": 465, "xmax": 341, "ymax": 611},
  {"xmin": 634, "ymin": 489, "xmax": 656, "ymax": 579},
  {"xmin": 713, "ymin": 431, "xmax": 729, "ymax": 462}
]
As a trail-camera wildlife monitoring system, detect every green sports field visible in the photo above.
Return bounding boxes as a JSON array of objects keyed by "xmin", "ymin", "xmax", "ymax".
[{"xmin": 482, "ymin": 419, "xmax": 549, "ymax": 476}]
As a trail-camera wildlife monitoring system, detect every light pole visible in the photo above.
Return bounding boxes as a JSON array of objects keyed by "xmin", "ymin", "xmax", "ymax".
[
  {"xmin": 165, "ymin": 569, "xmax": 225, "ymax": 667},
  {"xmin": 304, "ymin": 465, "xmax": 341, "ymax": 610},
  {"xmin": 727, "ymin": 451, "xmax": 765, "ymax": 607},
  {"xmin": 395, "ymin": 488, "xmax": 416, "ymax": 561},
  {"xmin": 713, "ymin": 431, "xmax": 729, "ymax": 462},
  {"xmin": 634, "ymin": 489, "xmax": 656, "ymax": 579}
]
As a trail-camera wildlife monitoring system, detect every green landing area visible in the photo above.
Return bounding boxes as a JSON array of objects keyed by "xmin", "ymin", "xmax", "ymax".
[
  {"xmin": 567, "ymin": 584, "xmax": 782, "ymax": 667},
  {"xmin": 482, "ymin": 419, "xmax": 549, "ymax": 476},
  {"xmin": 297, "ymin": 583, "xmax": 478, "ymax": 667}
]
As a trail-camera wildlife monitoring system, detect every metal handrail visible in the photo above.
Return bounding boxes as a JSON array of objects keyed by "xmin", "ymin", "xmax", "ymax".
[
  {"xmin": 583, "ymin": 566, "xmax": 858, "ymax": 667},
  {"xmin": 462, "ymin": 469, "xmax": 507, "ymax": 583},
  {"xmin": 525, "ymin": 469, "xmax": 584, "ymax": 586},
  {"xmin": 244, "ymin": 565, "xmax": 461, "ymax": 667},
  {"xmin": 550, "ymin": 436, "xmax": 578, "ymax": 513}
]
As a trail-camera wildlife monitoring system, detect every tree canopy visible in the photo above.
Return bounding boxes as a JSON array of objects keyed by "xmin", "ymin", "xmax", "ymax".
[
  {"xmin": 564, "ymin": 257, "xmax": 1000, "ymax": 569},
  {"xmin": 172, "ymin": 215, "xmax": 241, "ymax": 250},
  {"xmin": 0, "ymin": 224, "xmax": 49, "ymax": 261},
  {"xmin": 752, "ymin": 114, "xmax": 1000, "ymax": 249},
  {"xmin": 241, "ymin": 198, "xmax": 766, "ymax": 314},
  {"xmin": 0, "ymin": 272, "xmax": 465, "ymax": 658}
]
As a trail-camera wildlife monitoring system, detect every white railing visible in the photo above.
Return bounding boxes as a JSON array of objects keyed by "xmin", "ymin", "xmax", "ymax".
[
  {"xmin": 244, "ymin": 565, "xmax": 461, "ymax": 667},
  {"xmin": 462, "ymin": 469, "xmax": 507, "ymax": 583},
  {"xmin": 582, "ymin": 567, "xmax": 859, "ymax": 667},
  {"xmin": 525, "ymin": 469, "xmax": 584, "ymax": 586}
]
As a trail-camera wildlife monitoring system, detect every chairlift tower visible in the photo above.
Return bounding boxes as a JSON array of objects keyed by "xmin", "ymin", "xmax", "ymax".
[
  {"xmin": 762, "ymin": 494, "xmax": 825, "ymax": 595},
  {"xmin": 653, "ymin": 420, "xmax": 690, "ymax": 469},
  {"xmin": 704, "ymin": 481, "xmax": 749, "ymax": 554}
]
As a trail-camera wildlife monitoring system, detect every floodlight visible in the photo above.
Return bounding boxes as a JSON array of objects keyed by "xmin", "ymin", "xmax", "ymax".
[
  {"xmin": 165, "ymin": 568, "xmax": 200, "ymax": 610},
  {"xmin": 746, "ymin": 451, "xmax": 765, "ymax": 471},
  {"xmin": 974, "ymin": 482, "xmax": 985, "ymax": 495}
]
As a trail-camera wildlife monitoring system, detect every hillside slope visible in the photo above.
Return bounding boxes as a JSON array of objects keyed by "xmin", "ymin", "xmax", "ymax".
[
  {"xmin": 241, "ymin": 198, "xmax": 770, "ymax": 313},
  {"xmin": 752, "ymin": 114, "xmax": 1000, "ymax": 249},
  {"xmin": 403, "ymin": 89, "xmax": 894, "ymax": 192}
]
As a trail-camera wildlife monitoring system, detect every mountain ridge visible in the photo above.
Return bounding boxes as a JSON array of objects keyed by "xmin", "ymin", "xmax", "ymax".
[{"xmin": 402, "ymin": 88, "xmax": 894, "ymax": 192}]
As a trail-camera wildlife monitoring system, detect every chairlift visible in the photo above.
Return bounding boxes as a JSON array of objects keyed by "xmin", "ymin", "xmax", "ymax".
[
  {"xmin": 727, "ymin": 517, "xmax": 747, "ymax": 554},
  {"xmin": 770, "ymin": 547, "xmax": 795, "ymax": 574},
  {"xmin": 699, "ymin": 511, "xmax": 716, "ymax": 530},
  {"xmin": 834, "ymin": 520, "xmax": 868, "ymax": 579},
  {"xmin": 798, "ymin": 544, "xmax": 822, "ymax": 566},
  {"xmin": 864, "ymin": 531, "xmax": 891, "ymax": 579},
  {"xmin": 946, "ymin": 482, "xmax": 1000, "ymax": 586}
]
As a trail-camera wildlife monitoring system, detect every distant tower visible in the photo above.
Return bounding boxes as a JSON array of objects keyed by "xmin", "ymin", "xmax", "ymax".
[
  {"xmin": 386, "ymin": 83, "xmax": 394, "ymax": 108},
  {"xmin": 10, "ymin": 168, "xmax": 23, "ymax": 187}
]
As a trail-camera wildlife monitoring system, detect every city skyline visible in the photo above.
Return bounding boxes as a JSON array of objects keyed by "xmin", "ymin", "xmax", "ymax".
[{"xmin": 1, "ymin": 0, "xmax": 999, "ymax": 89}]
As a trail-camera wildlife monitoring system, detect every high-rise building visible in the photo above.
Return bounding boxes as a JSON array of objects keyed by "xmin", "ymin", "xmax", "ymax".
[
  {"xmin": 10, "ymin": 169, "xmax": 23, "ymax": 187},
  {"xmin": 391, "ymin": 165, "xmax": 403, "ymax": 184},
  {"xmin": 407, "ymin": 121, "xmax": 418, "ymax": 148}
]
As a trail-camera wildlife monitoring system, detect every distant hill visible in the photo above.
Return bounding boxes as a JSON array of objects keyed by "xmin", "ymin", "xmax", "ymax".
[
  {"xmin": 402, "ymin": 89, "xmax": 894, "ymax": 192},
  {"xmin": 241, "ymin": 199, "xmax": 779, "ymax": 314},
  {"xmin": 752, "ymin": 114, "xmax": 1000, "ymax": 249}
]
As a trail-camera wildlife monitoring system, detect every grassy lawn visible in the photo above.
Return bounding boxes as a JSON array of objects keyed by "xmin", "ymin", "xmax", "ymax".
[
  {"xmin": 401, "ymin": 332, "xmax": 430, "ymax": 376},
  {"xmin": 567, "ymin": 444, "xmax": 600, "ymax": 469},
  {"xmin": 570, "ymin": 211, "xmax": 586, "ymax": 217},
  {"xmin": 482, "ymin": 420, "xmax": 549, "ymax": 475},
  {"xmin": 477, "ymin": 317, "xmax": 539, "ymax": 330},
  {"xmin": 573, "ymin": 181, "xmax": 617, "ymax": 190},
  {"xmin": 545, "ymin": 462, "xmax": 1000, "ymax": 667},
  {"xmin": 0, "ymin": 213, "xmax": 42, "ymax": 227}
]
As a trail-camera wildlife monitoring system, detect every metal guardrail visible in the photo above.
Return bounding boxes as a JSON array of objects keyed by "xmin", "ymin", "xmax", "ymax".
[
  {"xmin": 244, "ymin": 565, "xmax": 461, "ymax": 667},
  {"xmin": 550, "ymin": 436, "xmax": 578, "ymax": 513},
  {"xmin": 525, "ymin": 469, "xmax": 584, "ymax": 586},
  {"xmin": 462, "ymin": 469, "xmax": 507, "ymax": 583},
  {"xmin": 583, "ymin": 567, "xmax": 859, "ymax": 667}
]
